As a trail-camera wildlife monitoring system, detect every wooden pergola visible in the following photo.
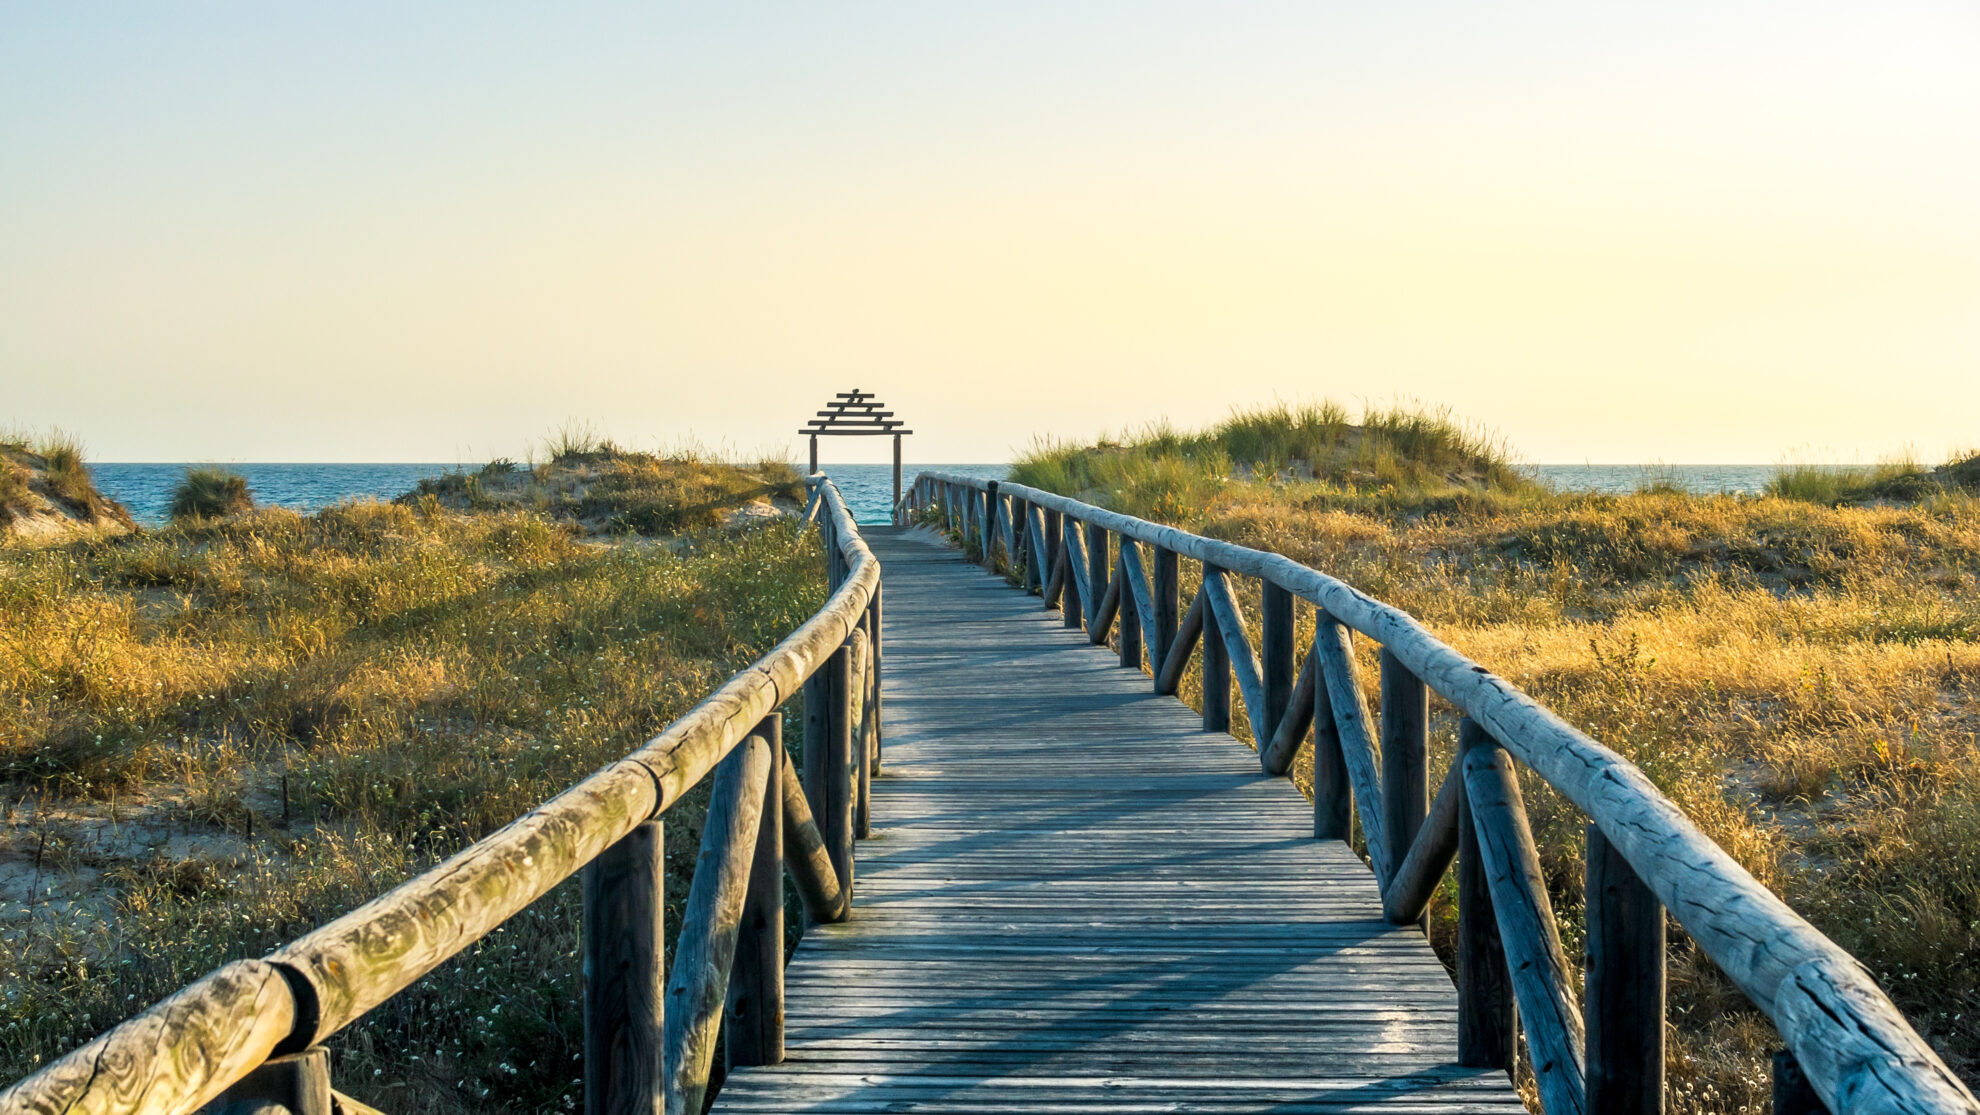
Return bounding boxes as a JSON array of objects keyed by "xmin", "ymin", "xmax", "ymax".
[{"xmin": 800, "ymin": 389, "xmax": 912, "ymax": 510}]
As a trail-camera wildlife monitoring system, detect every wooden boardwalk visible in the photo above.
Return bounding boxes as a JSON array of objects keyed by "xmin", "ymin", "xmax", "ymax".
[{"xmin": 714, "ymin": 527, "xmax": 1523, "ymax": 1113}]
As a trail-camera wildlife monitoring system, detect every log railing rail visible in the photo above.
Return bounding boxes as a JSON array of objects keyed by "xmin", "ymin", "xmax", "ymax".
[
  {"xmin": 903, "ymin": 470, "xmax": 1977, "ymax": 1115},
  {"xmin": 1, "ymin": 476, "xmax": 881, "ymax": 1115}
]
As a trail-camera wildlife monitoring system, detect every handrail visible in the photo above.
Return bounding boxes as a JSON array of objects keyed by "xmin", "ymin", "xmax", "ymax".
[
  {"xmin": 2, "ymin": 476, "xmax": 879, "ymax": 1115},
  {"xmin": 908, "ymin": 469, "xmax": 1977, "ymax": 1115}
]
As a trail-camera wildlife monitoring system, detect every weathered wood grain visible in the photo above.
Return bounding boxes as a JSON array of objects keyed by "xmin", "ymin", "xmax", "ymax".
[
  {"xmin": 0, "ymin": 960, "xmax": 295, "ymax": 1115},
  {"xmin": 1456, "ymin": 722, "xmax": 1515, "ymax": 1073}
]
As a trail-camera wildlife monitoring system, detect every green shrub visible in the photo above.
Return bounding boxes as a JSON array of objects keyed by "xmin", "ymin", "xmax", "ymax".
[{"xmin": 169, "ymin": 468, "xmax": 254, "ymax": 521}]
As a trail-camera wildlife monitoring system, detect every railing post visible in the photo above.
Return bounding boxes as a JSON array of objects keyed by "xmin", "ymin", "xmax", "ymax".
[
  {"xmin": 1042, "ymin": 507, "xmax": 1063, "ymax": 608},
  {"xmin": 1152, "ymin": 546, "xmax": 1179, "ymax": 687},
  {"xmin": 202, "ymin": 1047, "xmax": 332, "ymax": 1115},
  {"xmin": 583, "ymin": 818, "xmax": 665, "ymax": 1115},
  {"xmin": 726, "ymin": 715, "xmax": 785, "ymax": 1070},
  {"xmin": 983, "ymin": 481, "xmax": 999, "ymax": 570},
  {"xmin": 1085, "ymin": 520, "xmax": 1109, "ymax": 639},
  {"xmin": 1261, "ymin": 584, "xmax": 1294, "ymax": 741},
  {"xmin": 1585, "ymin": 822, "xmax": 1666, "ymax": 1113},
  {"xmin": 1061, "ymin": 515, "xmax": 1084, "ymax": 629},
  {"xmin": 1456, "ymin": 718, "xmax": 1515, "ymax": 1072},
  {"xmin": 1310, "ymin": 630, "xmax": 1350, "ymax": 840},
  {"xmin": 1117, "ymin": 548, "xmax": 1141, "ymax": 668},
  {"xmin": 804, "ymin": 642, "xmax": 855, "ymax": 905},
  {"xmin": 869, "ymin": 589, "xmax": 883, "ymax": 776},
  {"xmin": 1201, "ymin": 564, "xmax": 1231, "ymax": 733},
  {"xmin": 1380, "ymin": 648, "xmax": 1428, "ymax": 916}
]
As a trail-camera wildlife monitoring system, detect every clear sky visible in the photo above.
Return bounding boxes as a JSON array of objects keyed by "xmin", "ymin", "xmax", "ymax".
[{"xmin": 3, "ymin": 3, "xmax": 1976, "ymax": 465}]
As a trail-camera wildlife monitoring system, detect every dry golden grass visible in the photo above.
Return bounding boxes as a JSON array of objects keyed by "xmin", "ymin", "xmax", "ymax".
[
  {"xmin": 1, "ymin": 465, "xmax": 824, "ymax": 1111},
  {"xmin": 1011, "ymin": 417, "xmax": 1980, "ymax": 1112}
]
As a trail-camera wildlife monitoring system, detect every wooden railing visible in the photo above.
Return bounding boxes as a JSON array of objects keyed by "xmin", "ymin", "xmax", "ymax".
[
  {"xmin": 1, "ymin": 476, "xmax": 882, "ymax": 1115},
  {"xmin": 904, "ymin": 471, "xmax": 1978, "ymax": 1115}
]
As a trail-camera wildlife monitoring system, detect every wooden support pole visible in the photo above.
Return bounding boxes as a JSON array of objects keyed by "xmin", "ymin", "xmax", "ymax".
[
  {"xmin": 1202, "ymin": 569, "xmax": 1267, "ymax": 737},
  {"xmin": 854, "ymin": 623, "xmax": 874, "ymax": 839},
  {"xmin": 1041, "ymin": 508, "xmax": 1065, "ymax": 608},
  {"xmin": 1383, "ymin": 759, "xmax": 1462, "ymax": 925},
  {"xmin": 725, "ymin": 716, "xmax": 785, "ymax": 1070},
  {"xmin": 1380, "ymin": 649, "xmax": 1429, "ymax": 924},
  {"xmin": 1457, "ymin": 720, "xmax": 1516, "ymax": 1072},
  {"xmin": 1061, "ymin": 516, "xmax": 1085, "ymax": 629},
  {"xmin": 779, "ymin": 759, "xmax": 847, "ymax": 924},
  {"xmin": 1311, "ymin": 633, "xmax": 1350, "ymax": 840},
  {"xmin": 1261, "ymin": 641, "xmax": 1318, "ymax": 776},
  {"xmin": 1314, "ymin": 616, "xmax": 1390, "ymax": 884},
  {"xmin": 808, "ymin": 435, "xmax": 817, "ymax": 476},
  {"xmin": 1153, "ymin": 546, "xmax": 1179, "ymax": 678},
  {"xmin": 203, "ymin": 1047, "xmax": 332, "ymax": 1115},
  {"xmin": 869, "ymin": 590, "xmax": 883, "ymax": 776},
  {"xmin": 1085, "ymin": 520, "xmax": 1110, "ymax": 639},
  {"xmin": 1155, "ymin": 587, "xmax": 1206, "ymax": 697},
  {"xmin": 982, "ymin": 481, "xmax": 999, "ymax": 570},
  {"xmin": 1585, "ymin": 822, "xmax": 1666, "ymax": 1114},
  {"xmin": 803, "ymin": 643, "xmax": 855, "ymax": 906},
  {"xmin": 1465, "ymin": 732, "xmax": 1586, "ymax": 1115},
  {"xmin": 891, "ymin": 433, "xmax": 902, "ymax": 518},
  {"xmin": 1116, "ymin": 546, "xmax": 1148, "ymax": 661},
  {"xmin": 663, "ymin": 735, "xmax": 773, "ymax": 1115},
  {"xmin": 1261, "ymin": 584, "xmax": 1295, "ymax": 749},
  {"xmin": 1201, "ymin": 566, "xmax": 1231, "ymax": 733},
  {"xmin": 1088, "ymin": 562, "xmax": 1121, "ymax": 646},
  {"xmin": 583, "ymin": 816, "xmax": 665, "ymax": 1115},
  {"xmin": 1117, "ymin": 545, "xmax": 1147, "ymax": 670}
]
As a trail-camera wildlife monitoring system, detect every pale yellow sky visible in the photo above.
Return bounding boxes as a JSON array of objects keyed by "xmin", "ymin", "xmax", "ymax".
[{"xmin": 3, "ymin": 3, "xmax": 1976, "ymax": 464}]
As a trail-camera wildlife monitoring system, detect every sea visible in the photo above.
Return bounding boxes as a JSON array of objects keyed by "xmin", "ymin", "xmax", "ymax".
[{"xmin": 92, "ymin": 462, "xmax": 1783, "ymax": 528}]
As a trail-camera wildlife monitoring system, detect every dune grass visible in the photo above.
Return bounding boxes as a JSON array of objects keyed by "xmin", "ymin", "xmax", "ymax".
[
  {"xmin": 1, "ymin": 464, "xmax": 824, "ymax": 1110},
  {"xmin": 1007, "ymin": 406, "xmax": 1980, "ymax": 1112},
  {"xmin": 167, "ymin": 467, "xmax": 254, "ymax": 522},
  {"xmin": 410, "ymin": 441, "xmax": 803, "ymax": 536}
]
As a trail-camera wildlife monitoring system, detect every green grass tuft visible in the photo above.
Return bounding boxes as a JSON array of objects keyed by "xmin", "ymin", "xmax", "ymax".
[{"xmin": 168, "ymin": 468, "xmax": 254, "ymax": 522}]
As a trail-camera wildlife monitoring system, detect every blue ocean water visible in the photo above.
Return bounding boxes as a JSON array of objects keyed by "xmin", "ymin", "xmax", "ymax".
[{"xmin": 90, "ymin": 462, "xmax": 1779, "ymax": 529}]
